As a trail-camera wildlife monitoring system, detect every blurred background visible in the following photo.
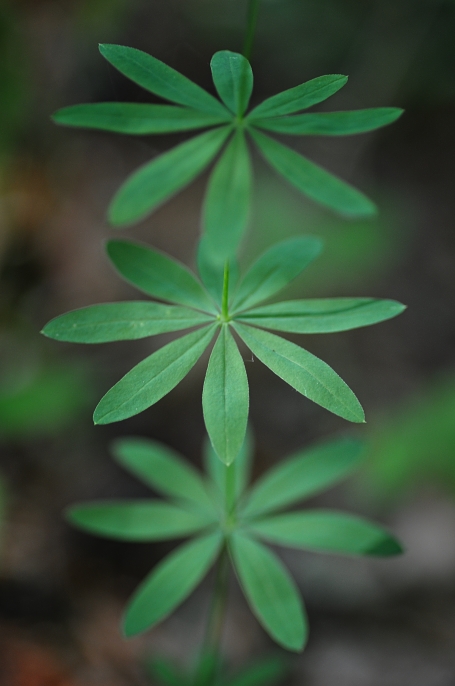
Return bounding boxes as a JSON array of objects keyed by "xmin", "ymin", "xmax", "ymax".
[{"xmin": 1, "ymin": 0, "xmax": 455, "ymax": 683}]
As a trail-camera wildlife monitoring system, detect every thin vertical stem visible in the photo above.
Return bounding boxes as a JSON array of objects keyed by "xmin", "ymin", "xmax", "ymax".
[
  {"xmin": 243, "ymin": 0, "xmax": 261, "ymax": 60},
  {"xmin": 221, "ymin": 262, "xmax": 230, "ymax": 320}
]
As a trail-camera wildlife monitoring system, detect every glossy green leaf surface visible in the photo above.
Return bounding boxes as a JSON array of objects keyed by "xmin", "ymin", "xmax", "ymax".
[
  {"xmin": 251, "ymin": 129, "xmax": 376, "ymax": 218},
  {"xmin": 242, "ymin": 438, "xmax": 364, "ymax": 518},
  {"xmin": 248, "ymin": 510, "xmax": 403, "ymax": 556},
  {"xmin": 210, "ymin": 51, "xmax": 253, "ymax": 116},
  {"xmin": 202, "ymin": 326, "xmax": 249, "ymax": 465},
  {"xmin": 112, "ymin": 437, "xmax": 214, "ymax": 510},
  {"xmin": 203, "ymin": 430, "xmax": 253, "ymax": 511},
  {"xmin": 196, "ymin": 238, "xmax": 239, "ymax": 306},
  {"xmin": 237, "ymin": 298, "xmax": 406, "ymax": 334},
  {"xmin": 53, "ymin": 103, "xmax": 231, "ymax": 134},
  {"xmin": 66, "ymin": 500, "xmax": 214, "ymax": 541},
  {"xmin": 248, "ymin": 74, "xmax": 348, "ymax": 120},
  {"xmin": 232, "ymin": 237, "xmax": 323, "ymax": 312},
  {"xmin": 230, "ymin": 533, "xmax": 307, "ymax": 651},
  {"xmin": 202, "ymin": 129, "xmax": 252, "ymax": 262},
  {"xmin": 107, "ymin": 240, "xmax": 216, "ymax": 313},
  {"xmin": 252, "ymin": 107, "xmax": 404, "ymax": 136},
  {"xmin": 234, "ymin": 324, "xmax": 365, "ymax": 423},
  {"xmin": 99, "ymin": 44, "xmax": 228, "ymax": 117},
  {"xmin": 108, "ymin": 126, "xmax": 231, "ymax": 227},
  {"xmin": 123, "ymin": 532, "xmax": 222, "ymax": 637},
  {"xmin": 42, "ymin": 302, "xmax": 214, "ymax": 343},
  {"xmin": 93, "ymin": 325, "xmax": 216, "ymax": 424}
]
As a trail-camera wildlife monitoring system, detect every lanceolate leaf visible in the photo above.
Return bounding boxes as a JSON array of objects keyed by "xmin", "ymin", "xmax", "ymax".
[
  {"xmin": 108, "ymin": 126, "xmax": 231, "ymax": 227},
  {"xmin": 241, "ymin": 438, "xmax": 364, "ymax": 518},
  {"xmin": 123, "ymin": 532, "xmax": 222, "ymax": 637},
  {"xmin": 112, "ymin": 437, "xmax": 214, "ymax": 511},
  {"xmin": 233, "ymin": 324, "xmax": 365, "ymax": 423},
  {"xmin": 93, "ymin": 325, "xmax": 216, "ymax": 425},
  {"xmin": 202, "ymin": 129, "xmax": 252, "ymax": 262},
  {"xmin": 203, "ymin": 430, "xmax": 254, "ymax": 510},
  {"xmin": 202, "ymin": 326, "xmax": 249, "ymax": 465},
  {"xmin": 66, "ymin": 500, "xmax": 215, "ymax": 541},
  {"xmin": 252, "ymin": 108, "xmax": 404, "ymax": 136},
  {"xmin": 197, "ymin": 238, "xmax": 239, "ymax": 306},
  {"xmin": 237, "ymin": 298, "xmax": 406, "ymax": 334},
  {"xmin": 42, "ymin": 302, "xmax": 214, "ymax": 343},
  {"xmin": 247, "ymin": 510, "xmax": 403, "ymax": 556},
  {"xmin": 99, "ymin": 44, "xmax": 229, "ymax": 117},
  {"xmin": 107, "ymin": 240, "xmax": 216, "ymax": 313},
  {"xmin": 250, "ymin": 129, "xmax": 376, "ymax": 218},
  {"xmin": 230, "ymin": 533, "xmax": 307, "ymax": 652},
  {"xmin": 248, "ymin": 74, "xmax": 348, "ymax": 120},
  {"xmin": 210, "ymin": 51, "xmax": 254, "ymax": 116},
  {"xmin": 232, "ymin": 237, "xmax": 323, "ymax": 312},
  {"xmin": 52, "ymin": 103, "xmax": 231, "ymax": 134}
]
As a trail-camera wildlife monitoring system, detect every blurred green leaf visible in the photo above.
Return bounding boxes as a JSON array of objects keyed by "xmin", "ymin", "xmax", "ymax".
[
  {"xmin": 242, "ymin": 438, "xmax": 364, "ymax": 518},
  {"xmin": 250, "ymin": 129, "xmax": 376, "ymax": 218},
  {"xmin": 253, "ymin": 108, "xmax": 404, "ymax": 136},
  {"xmin": 93, "ymin": 325, "xmax": 216, "ymax": 424},
  {"xmin": 67, "ymin": 500, "xmax": 215, "ymax": 541},
  {"xmin": 223, "ymin": 656, "xmax": 287, "ymax": 686},
  {"xmin": 99, "ymin": 44, "xmax": 229, "ymax": 116},
  {"xmin": 146, "ymin": 658, "xmax": 187, "ymax": 686},
  {"xmin": 113, "ymin": 437, "xmax": 214, "ymax": 511},
  {"xmin": 53, "ymin": 103, "xmax": 231, "ymax": 134},
  {"xmin": 234, "ymin": 324, "xmax": 365, "ymax": 423},
  {"xmin": 202, "ymin": 130, "xmax": 252, "ymax": 262},
  {"xmin": 248, "ymin": 75, "xmax": 348, "ymax": 119},
  {"xmin": 211, "ymin": 51, "xmax": 253, "ymax": 116},
  {"xmin": 237, "ymin": 298, "xmax": 406, "ymax": 334},
  {"xmin": 106, "ymin": 240, "xmax": 216, "ymax": 313},
  {"xmin": 108, "ymin": 126, "xmax": 231, "ymax": 227},
  {"xmin": 232, "ymin": 237, "xmax": 323, "ymax": 312},
  {"xmin": 197, "ymin": 239, "xmax": 239, "ymax": 306},
  {"xmin": 42, "ymin": 302, "xmax": 214, "ymax": 343},
  {"xmin": 203, "ymin": 430, "xmax": 254, "ymax": 511},
  {"xmin": 202, "ymin": 326, "xmax": 249, "ymax": 465},
  {"xmin": 230, "ymin": 533, "xmax": 307, "ymax": 652},
  {"xmin": 248, "ymin": 510, "xmax": 402, "ymax": 556},
  {"xmin": 123, "ymin": 532, "xmax": 222, "ymax": 637}
]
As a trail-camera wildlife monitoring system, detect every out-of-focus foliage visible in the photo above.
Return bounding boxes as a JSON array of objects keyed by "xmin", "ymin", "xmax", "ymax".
[
  {"xmin": 358, "ymin": 375, "xmax": 455, "ymax": 504},
  {"xmin": 0, "ymin": 3, "xmax": 27, "ymax": 161}
]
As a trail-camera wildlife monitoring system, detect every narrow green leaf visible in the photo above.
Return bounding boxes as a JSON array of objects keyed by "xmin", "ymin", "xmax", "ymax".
[
  {"xmin": 107, "ymin": 240, "xmax": 216, "ymax": 313},
  {"xmin": 66, "ymin": 500, "xmax": 215, "ymax": 541},
  {"xmin": 99, "ymin": 44, "xmax": 229, "ymax": 117},
  {"xmin": 225, "ymin": 657, "xmax": 287, "ymax": 686},
  {"xmin": 112, "ymin": 437, "xmax": 214, "ymax": 511},
  {"xmin": 232, "ymin": 237, "xmax": 323, "ymax": 313},
  {"xmin": 233, "ymin": 324, "xmax": 365, "ymax": 423},
  {"xmin": 108, "ymin": 126, "xmax": 231, "ymax": 227},
  {"xmin": 210, "ymin": 51, "xmax": 253, "ymax": 116},
  {"xmin": 52, "ymin": 103, "xmax": 231, "ymax": 134},
  {"xmin": 247, "ymin": 510, "xmax": 403, "ymax": 556},
  {"xmin": 202, "ymin": 326, "xmax": 249, "ymax": 466},
  {"xmin": 248, "ymin": 74, "xmax": 348, "ymax": 120},
  {"xmin": 93, "ymin": 325, "xmax": 216, "ymax": 425},
  {"xmin": 202, "ymin": 130, "xmax": 252, "ymax": 262},
  {"xmin": 196, "ymin": 238, "xmax": 239, "ymax": 306},
  {"xmin": 123, "ymin": 532, "xmax": 222, "ymax": 637},
  {"xmin": 250, "ymin": 129, "xmax": 376, "ymax": 218},
  {"xmin": 230, "ymin": 533, "xmax": 307, "ymax": 652},
  {"xmin": 237, "ymin": 298, "xmax": 406, "ymax": 334},
  {"xmin": 147, "ymin": 659, "xmax": 186, "ymax": 686},
  {"xmin": 241, "ymin": 438, "xmax": 365, "ymax": 518},
  {"xmin": 203, "ymin": 430, "xmax": 254, "ymax": 509},
  {"xmin": 42, "ymin": 302, "xmax": 214, "ymax": 343},
  {"xmin": 252, "ymin": 108, "xmax": 404, "ymax": 136}
]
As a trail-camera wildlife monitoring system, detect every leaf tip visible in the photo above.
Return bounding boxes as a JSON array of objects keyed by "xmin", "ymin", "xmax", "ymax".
[{"xmin": 367, "ymin": 536, "xmax": 404, "ymax": 557}]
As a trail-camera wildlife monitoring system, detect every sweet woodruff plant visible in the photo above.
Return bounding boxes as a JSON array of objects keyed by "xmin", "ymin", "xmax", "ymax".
[{"xmin": 42, "ymin": 2, "xmax": 406, "ymax": 683}]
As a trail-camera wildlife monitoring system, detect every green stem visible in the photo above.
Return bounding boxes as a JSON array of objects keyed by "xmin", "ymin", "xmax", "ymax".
[
  {"xmin": 221, "ymin": 262, "xmax": 230, "ymax": 321},
  {"xmin": 243, "ymin": 0, "xmax": 261, "ymax": 60},
  {"xmin": 194, "ymin": 547, "xmax": 230, "ymax": 685}
]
